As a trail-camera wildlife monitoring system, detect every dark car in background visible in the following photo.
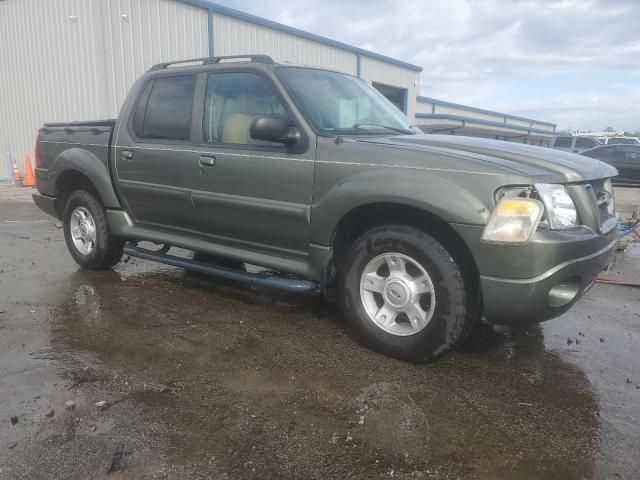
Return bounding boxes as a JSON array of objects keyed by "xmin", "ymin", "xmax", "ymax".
[{"xmin": 581, "ymin": 144, "xmax": 640, "ymax": 186}]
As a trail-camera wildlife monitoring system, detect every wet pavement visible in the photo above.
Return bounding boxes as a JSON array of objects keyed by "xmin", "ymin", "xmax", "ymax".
[{"xmin": 1, "ymin": 186, "xmax": 639, "ymax": 480}]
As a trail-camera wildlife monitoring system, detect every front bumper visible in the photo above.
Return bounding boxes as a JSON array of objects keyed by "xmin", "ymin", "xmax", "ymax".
[
  {"xmin": 480, "ymin": 237, "xmax": 617, "ymax": 324},
  {"xmin": 453, "ymin": 223, "xmax": 618, "ymax": 325}
]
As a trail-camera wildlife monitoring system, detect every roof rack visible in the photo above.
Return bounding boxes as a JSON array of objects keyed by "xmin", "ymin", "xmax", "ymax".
[{"xmin": 148, "ymin": 55, "xmax": 275, "ymax": 71}]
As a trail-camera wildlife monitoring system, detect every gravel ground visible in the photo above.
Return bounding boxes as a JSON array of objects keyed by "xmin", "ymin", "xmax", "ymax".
[{"xmin": 0, "ymin": 186, "xmax": 639, "ymax": 480}]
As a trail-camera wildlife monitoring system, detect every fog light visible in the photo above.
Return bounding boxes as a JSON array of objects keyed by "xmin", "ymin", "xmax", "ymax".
[{"xmin": 548, "ymin": 277, "xmax": 581, "ymax": 308}]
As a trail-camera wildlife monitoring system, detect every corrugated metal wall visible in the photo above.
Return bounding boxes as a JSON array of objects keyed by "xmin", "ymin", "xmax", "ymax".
[
  {"xmin": 99, "ymin": 0, "xmax": 209, "ymax": 116},
  {"xmin": 431, "ymin": 104, "xmax": 504, "ymax": 123},
  {"xmin": 0, "ymin": 0, "xmax": 421, "ymax": 180},
  {"xmin": 212, "ymin": 13, "xmax": 421, "ymax": 118},
  {"xmin": 360, "ymin": 57, "xmax": 420, "ymax": 120},
  {"xmin": 415, "ymin": 98, "xmax": 554, "ymax": 146},
  {"xmin": 213, "ymin": 13, "xmax": 358, "ymax": 76},
  {"xmin": 415, "ymin": 98, "xmax": 556, "ymax": 133},
  {"xmin": 0, "ymin": 0, "xmax": 208, "ymax": 179},
  {"xmin": 0, "ymin": 0, "xmax": 104, "ymax": 179}
]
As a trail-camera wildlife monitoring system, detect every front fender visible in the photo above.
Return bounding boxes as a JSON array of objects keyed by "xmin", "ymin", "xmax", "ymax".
[
  {"xmin": 49, "ymin": 148, "xmax": 121, "ymax": 208},
  {"xmin": 311, "ymin": 168, "xmax": 492, "ymax": 246}
]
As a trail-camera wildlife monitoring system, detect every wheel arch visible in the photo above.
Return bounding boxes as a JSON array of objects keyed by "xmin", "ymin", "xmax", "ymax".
[
  {"xmin": 326, "ymin": 202, "xmax": 480, "ymax": 299},
  {"xmin": 51, "ymin": 148, "xmax": 121, "ymax": 215},
  {"xmin": 54, "ymin": 169, "xmax": 102, "ymax": 217}
]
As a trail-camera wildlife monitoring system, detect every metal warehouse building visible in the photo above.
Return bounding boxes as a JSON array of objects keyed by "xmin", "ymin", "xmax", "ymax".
[{"xmin": 0, "ymin": 0, "xmax": 556, "ymax": 179}]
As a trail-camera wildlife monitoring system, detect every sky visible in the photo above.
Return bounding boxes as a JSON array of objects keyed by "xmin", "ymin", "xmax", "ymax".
[{"xmin": 214, "ymin": 0, "xmax": 640, "ymax": 132}]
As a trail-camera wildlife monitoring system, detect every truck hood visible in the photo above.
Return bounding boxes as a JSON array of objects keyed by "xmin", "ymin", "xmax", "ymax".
[{"xmin": 357, "ymin": 134, "xmax": 617, "ymax": 183}]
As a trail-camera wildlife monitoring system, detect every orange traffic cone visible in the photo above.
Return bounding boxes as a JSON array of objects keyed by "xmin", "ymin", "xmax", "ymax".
[{"xmin": 22, "ymin": 154, "xmax": 36, "ymax": 187}]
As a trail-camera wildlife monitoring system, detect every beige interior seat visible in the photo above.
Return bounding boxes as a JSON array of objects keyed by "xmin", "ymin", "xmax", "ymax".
[{"xmin": 222, "ymin": 113, "xmax": 253, "ymax": 144}]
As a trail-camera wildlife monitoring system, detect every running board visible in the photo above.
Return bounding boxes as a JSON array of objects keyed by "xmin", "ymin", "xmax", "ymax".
[{"xmin": 122, "ymin": 243, "xmax": 319, "ymax": 294}]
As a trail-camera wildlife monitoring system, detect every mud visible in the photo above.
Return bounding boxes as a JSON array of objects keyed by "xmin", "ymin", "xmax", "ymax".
[{"xmin": 1, "ymin": 186, "xmax": 639, "ymax": 479}]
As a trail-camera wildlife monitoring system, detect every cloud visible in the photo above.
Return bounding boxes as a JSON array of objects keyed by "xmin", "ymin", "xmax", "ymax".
[
  {"xmin": 499, "ymin": 86, "xmax": 640, "ymax": 133},
  {"xmin": 215, "ymin": 0, "xmax": 640, "ymax": 131}
]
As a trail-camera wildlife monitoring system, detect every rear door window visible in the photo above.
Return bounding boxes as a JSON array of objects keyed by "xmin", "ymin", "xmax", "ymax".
[{"xmin": 139, "ymin": 75, "xmax": 197, "ymax": 141}]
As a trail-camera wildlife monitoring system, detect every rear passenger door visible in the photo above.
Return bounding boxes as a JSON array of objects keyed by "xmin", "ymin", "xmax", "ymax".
[
  {"xmin": 114, "ymin": 74, "xmax": 200, "ymax": 232},
  {"xmin": 191, "ymin": 70, "xmax": 315, "ymax": 259}
]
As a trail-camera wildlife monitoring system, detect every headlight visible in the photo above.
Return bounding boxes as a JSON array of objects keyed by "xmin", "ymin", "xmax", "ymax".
[
  {"xmin": 535, "ymin": 184, "xmax": 578, "ymax": 229},
  {"xmin": 481, "ymin": 197, "xmax": 544, "ymax": 244},
  {"xmin": 603, "ymin": 178, "xmax": 615, "ymax": 215}
]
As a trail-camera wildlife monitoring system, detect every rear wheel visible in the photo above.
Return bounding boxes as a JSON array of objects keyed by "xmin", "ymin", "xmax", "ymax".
[
  {"xmin": 338, "ymin": 225, "xmax": 475, "ymax": 362},
  {"xmin": 63, "ymin": 190, "xmax": 123, "ymax": 270}
]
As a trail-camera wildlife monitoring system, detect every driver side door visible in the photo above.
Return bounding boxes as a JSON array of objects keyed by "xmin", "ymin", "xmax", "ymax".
[{"xmin": 191, "ymin": 71, "xmax": 315, "ymax": 260}]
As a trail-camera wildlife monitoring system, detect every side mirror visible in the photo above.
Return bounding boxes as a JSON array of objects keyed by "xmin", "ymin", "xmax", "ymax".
[{"xmin": 250, "ymin": 115, "xmax": 300, "ymax": 145}]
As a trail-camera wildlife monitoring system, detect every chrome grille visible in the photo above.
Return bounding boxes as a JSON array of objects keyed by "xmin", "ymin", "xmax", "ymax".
[{"xmin": 598, "ymin": 202, "xmax": 611, "ymax": 224}]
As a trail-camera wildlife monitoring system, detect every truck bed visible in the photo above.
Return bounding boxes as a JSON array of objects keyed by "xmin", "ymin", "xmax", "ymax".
[
  {"xmin": 42, "ymin": 119, "xmax": 116, "ymax": 128},
  {"xmin": 36, "ymin": 119, "xmax": 117, "ymax": 199}
]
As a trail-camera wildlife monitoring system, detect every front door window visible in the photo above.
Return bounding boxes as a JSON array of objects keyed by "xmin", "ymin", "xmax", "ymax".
[{"xmin": 203, "ymin": 72, "xmax": 286, "ymax": 146}]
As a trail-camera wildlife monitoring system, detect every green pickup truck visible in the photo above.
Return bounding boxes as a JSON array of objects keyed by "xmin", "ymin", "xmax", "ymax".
[{"xmin": 32, "ymin": 55, "xmax": 618, "ymax": 362}]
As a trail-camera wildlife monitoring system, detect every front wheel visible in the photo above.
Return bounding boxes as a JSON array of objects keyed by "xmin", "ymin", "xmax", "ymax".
[
  {"xmin": 338, "ymin": 225, "xmax": 475, "ymax": 362},
  {"xmin": 63, "ymin": 190, "xmax": 124, "ymax": 270}
]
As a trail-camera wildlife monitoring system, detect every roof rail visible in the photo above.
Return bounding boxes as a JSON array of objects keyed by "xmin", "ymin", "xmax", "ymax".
[{"xmin": 148, "ymin": 55, "xmax": 275, "ymax": 71}]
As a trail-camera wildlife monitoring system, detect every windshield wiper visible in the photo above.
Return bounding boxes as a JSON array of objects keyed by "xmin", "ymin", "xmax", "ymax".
[{"xmin": 352, "ymin": 122, "xmax": 413, "ymax": 135}]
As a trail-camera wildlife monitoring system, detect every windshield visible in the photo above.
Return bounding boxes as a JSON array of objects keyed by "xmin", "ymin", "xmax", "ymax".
[{"xmin": 276, "ymin": 67, "xmax": 418, "ymax": 135}]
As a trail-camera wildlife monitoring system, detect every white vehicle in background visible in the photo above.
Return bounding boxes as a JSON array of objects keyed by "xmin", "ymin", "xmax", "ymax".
[
  {"xmin": 603, "ymin": 137, "xmax": 640, "ymax": 145},
  {"xmin": 551, "ymin": 135, "xmax": 601, "ymax": 153},
  {"xmin": 553, "ymin": 131, "xmax": 640, "ymax": 153},
  {"xmin": 572, "ymin": 130, "xmax": 640, "ymax": 145}
]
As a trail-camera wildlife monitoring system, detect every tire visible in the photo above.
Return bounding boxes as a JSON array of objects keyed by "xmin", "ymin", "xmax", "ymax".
[
  {"xmin": 338, "ymin": 225, "xmax": 475, "ymax": 362},
  {"xmin": 63, "ymin": 190, "xmax": 124, "ymax": 270}
]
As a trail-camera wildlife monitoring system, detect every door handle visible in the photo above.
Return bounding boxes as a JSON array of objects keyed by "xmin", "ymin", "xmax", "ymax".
[
  {"xmin": 199, "ymin": 155, "xmax": 216, "ymax": 167},
  {"xmin": 121, "ymin": 150, "xmax": 134, "ymax": 160}
]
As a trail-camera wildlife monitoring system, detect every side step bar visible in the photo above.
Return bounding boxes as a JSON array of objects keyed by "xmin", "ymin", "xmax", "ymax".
[{"xmin": 122, "ymin": 243, "xmax": 319, "ymax": 294}]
